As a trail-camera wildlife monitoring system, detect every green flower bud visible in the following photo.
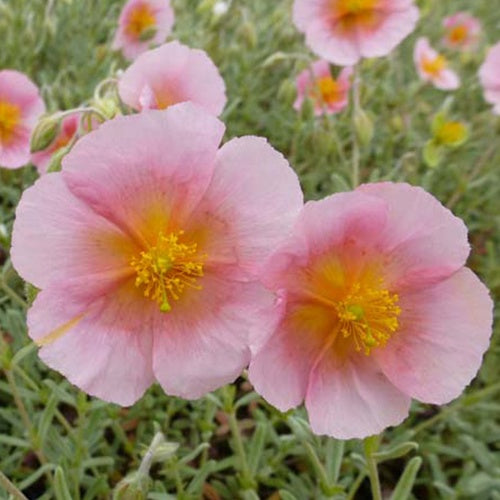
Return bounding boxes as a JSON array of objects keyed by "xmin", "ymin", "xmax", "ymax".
[
  {"xmin": 423, "ymin": 139, "xmax": 444, "ymax": 168},
  {"xmin": 30, "ymin": 114, "xmax": 62, "ymax": 153},
  {"xmin": 354, "ymin": 108, "xmax": 374, "ymax": 147},
  {"xmin": 239, "ymin": 22, "xmax": 257, "ymax": 49},
  {"xmin": 113, "ymin": 472, "xmax": 150, "ymax": 500},
  {"xmin": 277, "ymin": 79, "xmax": 297, "ymax": 106}
]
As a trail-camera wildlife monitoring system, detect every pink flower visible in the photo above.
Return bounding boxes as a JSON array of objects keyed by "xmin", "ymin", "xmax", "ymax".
[
  {"xmin": 119, "ymin": 41, "xmax": 226, "ymax": 116},
  {"xmin": 31, "ymin": 114, "xmax": 80, "ymax": 175},
  {"xmin": 112, "ymin": 0, "xmax": 174, "ymax": 60},
  {"xmin": 11, "ymin": 103, "xmax": 303, "ymax": 405},
  {"xmin": 414, "ymin": 37, "xmax": 460, "ymax": 90},
  {"xmin": 0, "ymin": 70, "xmax": 45, "ymax": 169},
  {"xmin": 292, "ymin": 0, "xmax": 419, "ymax": 66},
  {"xmin": 479, "ymin": 42, "xmax": 500, "ymax": 115},
  {"xmin": 294, "ymin": 60, "xmax": 353, "ymax": 115},
  {"xmin": 442, "ymin": 12, "xmax": 481, "ymax": 51},
  {"xmin": 249, "ymin": 183, "xmax": 492, "ymax": 439}
]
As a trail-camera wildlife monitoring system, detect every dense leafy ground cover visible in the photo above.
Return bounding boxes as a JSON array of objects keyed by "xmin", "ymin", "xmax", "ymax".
[{"xmin": 0, "ymin": 0, "xmax": 499, "ymax": 498}]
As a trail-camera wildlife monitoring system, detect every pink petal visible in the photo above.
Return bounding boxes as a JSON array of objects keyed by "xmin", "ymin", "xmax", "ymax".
[
  {"xmin": 357, "ymin": 4, "xmax": 419, "ymax": 59},
  {"xmin": 62, "ymin": 104, "xmax": 225, "ymax": 244},
  {"xmin": 28, "ymin": 282, "xmax": 155, "ymax": 406},
  {"xmin": 305, "ymin": 353, "xmax": 411, "ymax": 439},
  {"xmin": 11, "ymin": 173, "xmax": 134, "ymax": 289},
  {"xmin": 118, "ymin": 41, "xmax": 227, "ymax": 116},
  {"xmin": 376, "ymin": 268, "xmax": 493, "ymax": 404},
  {"xmin": 262, "ymin": 191, "xmax": 388, "ymax": 291},
  {"xmin": 248, "ymin": 298, "xmax": 332, "ymax": 411},
  {"xmin": 192, "ymin": 136, "xmax": 303, "ymax": 279},
  {"xmin": 153, "ymin": 277, "xmax": 275, "ymax": 399},
  {"xmin": 434, "ymin": 69, "xmax": 460, "ymax": 90},
  {"xmin": 357, "ymin": 182, "xmax": 469, "ymax": 289}
]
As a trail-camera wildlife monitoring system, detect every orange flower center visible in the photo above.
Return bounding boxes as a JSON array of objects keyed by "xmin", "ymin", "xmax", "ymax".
[
  {"xmin": 130, "ymin": 231, "xmax": 204, "ymax": 312},
  {"xmin": 449, "ymin": 25, "xmax": 468, "ymax": 44},
  {"xmin": 299, "ymin": 257, "xmax": 401, "ymax": 356},
  {"xmin": 126, "ymin": 3, "xmax": 156, "ymax": 39},
  {"xmin": 421, "ymin": 54, "xmax": 447, "ymax": 76},
  {"xmin": 314, "ymin": 76, "xmax": 343, "ymax": 105},
  {"xmin": 0, "ymin": 100, "xmax": 21, "ymax": 145},
  {"xmin": 332, "ymin": 0, "xmax": 381, "ymax": 32}
]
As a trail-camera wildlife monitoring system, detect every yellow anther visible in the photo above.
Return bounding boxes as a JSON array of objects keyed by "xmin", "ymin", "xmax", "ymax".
[{"xmin": 130, "ymin": 231, "xmax": 204, "ymax": 313}]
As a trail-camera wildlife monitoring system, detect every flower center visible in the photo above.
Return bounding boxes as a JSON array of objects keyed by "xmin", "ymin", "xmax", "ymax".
[
  {"xmin": 335, "ymin": 281, "xmax": 401, "ymax": 355},
  {"xmin": 0, "ymin": 100, "xmax": 21, "ymax": 145},
  {"xmin": 449, "ymin": 25, "xmax": 468, "ymax": 44},
  {"xmin": 315, "ymin": 76, "xmax": 343, "ymax": 105},
  {"xmin": 126, "ymin": 3, "xmax": 156, "ymax": 39},
  {"xmin": 422, "ymin": 55, "xmax": 447, "ymax": 76},
  {"xmin": 130, "ymin": 231, "xmax": 204, "ymax": 312},
  {"xmin": 337, "ymin": 0, "xmax": 378, "ymax": 15}
]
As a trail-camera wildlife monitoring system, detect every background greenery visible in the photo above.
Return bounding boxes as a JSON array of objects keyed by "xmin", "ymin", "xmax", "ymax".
[{"xmin": 0, "ymin": 0, "xmax": 499, "ymax": 498}]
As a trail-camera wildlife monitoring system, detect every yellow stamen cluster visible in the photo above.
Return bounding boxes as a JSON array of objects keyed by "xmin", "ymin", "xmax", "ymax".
[
  {"xmin": 130, "ymin": 231, "xmax": 204, "ymax": 312},
  {"xmin": 315, "ymin": 76, "xmax": 342, "ymax": 105},
  {"xmin": 337, "ymin": 0, "xmax": 378, "ymax": 15},
  {"xmin": 0, "ymin": 100, "xmax": 21, "ymax": 145},
  {"xmin": 126, "ymin": 3, "xmax": 156, "ymax": 39},
  {"xmin": 422, "ymin": 55, "xmax": 447, "ymax": 76},
  {"xmin": 335, "ymin": 281, "xmax": 401, "ymax": 355}
]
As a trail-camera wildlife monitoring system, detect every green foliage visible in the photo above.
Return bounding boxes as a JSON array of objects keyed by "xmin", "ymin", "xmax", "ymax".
[{"xmin": 1, "ymin": 0, "xmax": 499, "ymax": 498}]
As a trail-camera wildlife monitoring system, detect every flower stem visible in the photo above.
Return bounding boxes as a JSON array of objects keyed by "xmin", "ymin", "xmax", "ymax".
[
  {"xmin": 227, "ymin": 410, "xmax": 254, "ymax": 490},
  {"xmin": 351, "ymin": 66, "xmax": 361, "ymax": 188},
  {"xmin": 363, "ymin": 436, "xmax": 382, "ymax": 500},
  {"xmin": 0, "ymin": 471, "xmax": 28, "ymax": 500}
]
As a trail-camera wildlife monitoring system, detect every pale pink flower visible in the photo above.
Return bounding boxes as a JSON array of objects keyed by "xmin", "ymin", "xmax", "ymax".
[
  {"xmin": 249, "ymin": 183, "xmax": 492, "ymax": 439},
  {"xmin": 442, "ymin": 12, "xmax": 481, "ymax": 51},
  {"xmin": 119, "ymin": 41, "xmax": 226, "ymax": 116},
  {"xmin": 0, "ymin": 70, "xmax": 45, "ymax": 169},
  {"xmin": 112, "ymin": 0, "xmax": 174, "ymax": 60},
  {"xmin": 294, "ymin": 60, "xmax": 353, "ymax": 115},
  {"xmin": 414, "ymin": 37, "xmax": 460, "ymax": 90},
  {"xmin": 31, "ymin": 114, "xmax": 80, "ymax": 175},
  {"xmin": 292, "ymin": 0, "xmax": 419, "ymax": 66},
  {"xmin": 11, "ymin": 103, "xmax": 303, "ymax": 405},
  {"xmin": 479, "ymin": 42, "xmax": 500, "ymax": 115}
]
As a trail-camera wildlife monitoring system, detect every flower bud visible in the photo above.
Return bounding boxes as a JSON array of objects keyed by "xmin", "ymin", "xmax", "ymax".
[
  {"xmin": 113, "ymin": 472, "xmax": 150, "ymax": 500},
  {"xmin": 30, "ymin": 114, "xmax": 62, "ymax": 153},
  {"xmin": 354, "ymin": 108, "xmax": 374, "ymax": 147},
  {"xmin": 239, "ymin": 22, "xmax": 257, "ymax": 49},
  {"xmin": 423, "ymin": 139, "xmax": 443, "ymax": 168},
  {"xmin": 277, "ymin": 79, "xmax": 297, "ymax": 106}
]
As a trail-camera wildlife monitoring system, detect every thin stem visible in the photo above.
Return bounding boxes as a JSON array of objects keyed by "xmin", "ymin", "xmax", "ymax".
[
  {"xmin": 138, "ymin": 432, "xmax": 165, "ymax": 477},
  {"xmin": 227, "ymin": 411, "xmax": 254, "ymax": 489},
  {"xmin": 0, "ymin": 471, "xmax": 28, "ymax": 500},
  {"xmin": 0, "ymin": 277, "xmax": 27, "ymax": 310},
  {"xmin": 351, "ymin": 66, "xmax": 361, "ymax": 188},
  {"xmin": 363, "ymin": 437, "xmax": 382, "ymax": 500},
  {"xmin": 4, "ymin": 369, "xmax": 52, "ymax": 486},
  {"xmin": 346, "ymin": 471, "xmax": 366, "ymax": 500}
]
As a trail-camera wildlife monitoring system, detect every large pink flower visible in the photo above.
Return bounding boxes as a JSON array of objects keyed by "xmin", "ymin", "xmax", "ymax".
[
  {"xmin": 31, "ymin": 114, "xmax": 80, "ymax": 175},
  {"xmin": 112, "ymin": 0, "xmax": 174, "ymax": 60},
  {"xmin": 249, "ymin": 183, "xmax": 492, "ymax": 439},
  {"xmin": 118, "ymin": 41, "xmax": 226, "ymax": 116},
  {"xmin": 0, "ymin": 70, "xmax": 45, "ymax": 169},
  {"xmin": 479, "ymin": 42, "xmax": 500, "ymax": 115},
  {"xmin": 294, "ymin": 60, "xmax": 353, "ymax": 115},
  {"xmin": 292, "ymin": 0, "xmax": 419, "ymax": 66},
  {"xmin": 11, "ymin": 103, "xmax": 303, "ymax": 405},
  {"xmin": 414, "ymin": 37, "xmax": 460, "ymax": 90},
  {"xmin": 442, "ymin": 12, "xmax": 481, "ymax": 51}
]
